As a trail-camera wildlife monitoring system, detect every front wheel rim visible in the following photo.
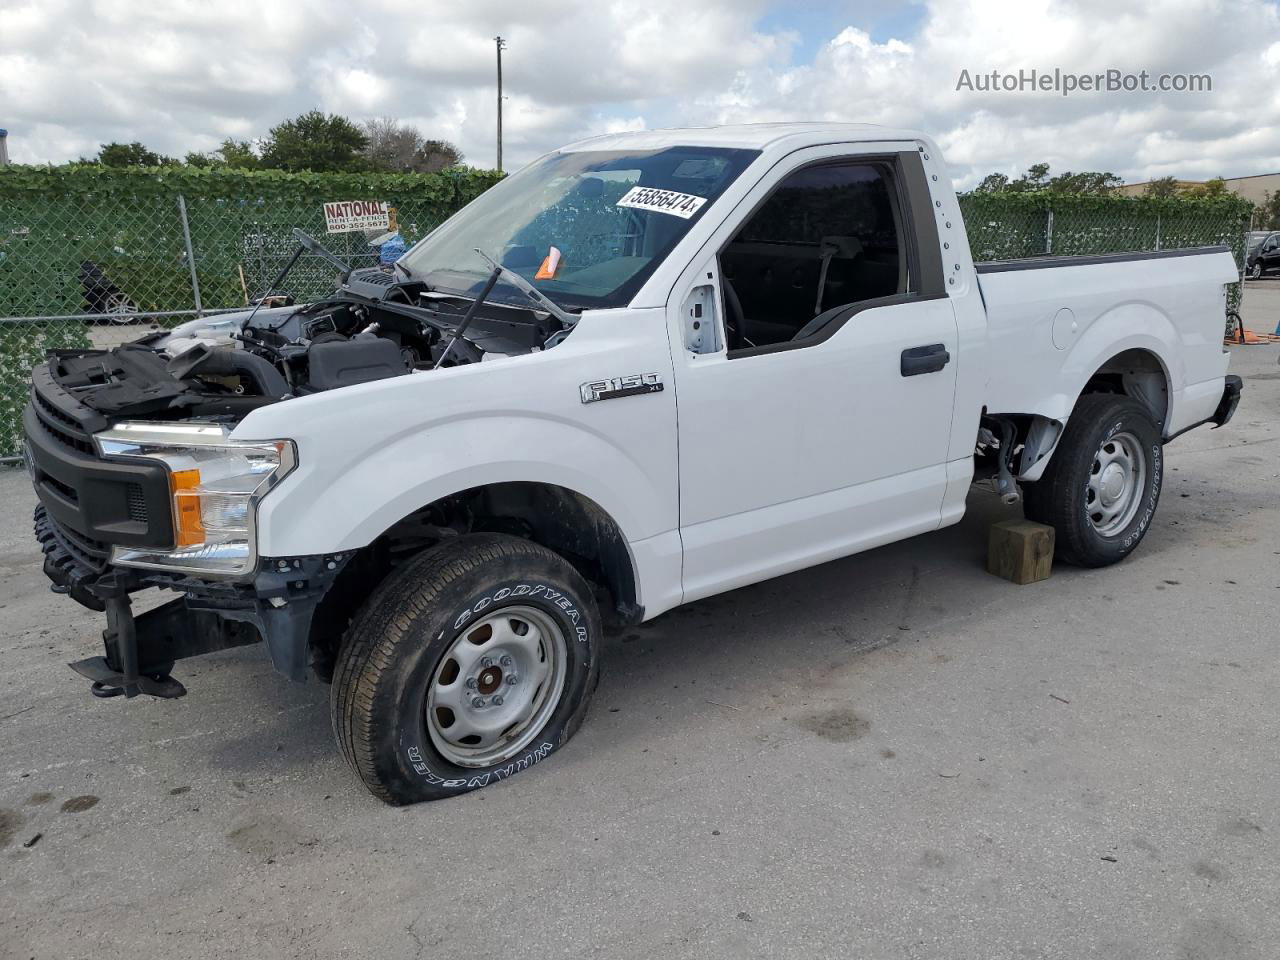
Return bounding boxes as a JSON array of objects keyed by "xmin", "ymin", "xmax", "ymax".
[
  {"xmin": 1086, "ymin": 430, "xmax": 1146, "ymax": 537},
  {"xmin": 424, "ymin": 605, "xmax": 568, "ymax": 768}
]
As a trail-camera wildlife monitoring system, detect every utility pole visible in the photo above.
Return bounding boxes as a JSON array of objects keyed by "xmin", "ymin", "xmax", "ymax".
[{"xmin": 495, "ymin": 36, "xmax": 506, "ymax": 172}]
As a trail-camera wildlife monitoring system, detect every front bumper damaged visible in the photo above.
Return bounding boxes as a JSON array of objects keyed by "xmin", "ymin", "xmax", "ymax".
[{"xmin": 36, "ymin": 505, "xmax": 348, "ymax": 698}]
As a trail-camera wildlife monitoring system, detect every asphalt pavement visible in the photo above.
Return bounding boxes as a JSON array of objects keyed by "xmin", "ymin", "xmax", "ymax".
[{"xmin": 2, "ymin": 285, "xmax": 1279, "ymax": 960}]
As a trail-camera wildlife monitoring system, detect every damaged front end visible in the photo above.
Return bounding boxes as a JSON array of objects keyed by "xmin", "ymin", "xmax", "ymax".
[
  {"xmin": 23, "ymin": 252, "xmax": 574, "ymax": 698},
  {"xmin": 25, "ymin": 351, "xmax": 347, "ymax": 698},
  {"xmin": 37, "ymin": 505, "xmax": 346, "ymax": 698}
]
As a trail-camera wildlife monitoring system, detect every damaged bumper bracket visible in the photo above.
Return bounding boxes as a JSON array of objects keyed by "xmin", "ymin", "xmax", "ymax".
[
  {"xmin": 37, "ymin": 505, "xmax": 349, "ymax": 698},
  {"xmin": 68, "ymin": 584, "xmax": 260, "ymax": 700}
]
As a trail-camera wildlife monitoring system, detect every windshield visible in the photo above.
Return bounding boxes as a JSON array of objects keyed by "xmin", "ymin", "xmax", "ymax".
[{"xmin": 401, "ymin": 146, "xmax": 759, "ymax": 311}]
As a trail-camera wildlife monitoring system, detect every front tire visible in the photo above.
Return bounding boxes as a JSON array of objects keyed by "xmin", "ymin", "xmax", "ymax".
[
  {"xmin": 1023, "ymin": 395, "xmax": 1164, "ymax": 567},
  {"xmin": 1249, "ymin": 262, "xmax": 1263, "ymax": 280},
  {"xmin": 331, "ymin": 534, "xmax": 602, "ymax": 804}
]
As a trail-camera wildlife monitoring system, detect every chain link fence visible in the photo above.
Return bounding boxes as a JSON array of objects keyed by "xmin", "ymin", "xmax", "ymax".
[
  {"xmin": 1, "ymin": 166, "xmax": 501, "ymax": 459},
  {"xmin": 0, "ymin": 173, "xmax": 1254, "ymax": 461},
  {"xmin": 958, "ymin": 192, "xmax": 1252, "ymax": 310}
]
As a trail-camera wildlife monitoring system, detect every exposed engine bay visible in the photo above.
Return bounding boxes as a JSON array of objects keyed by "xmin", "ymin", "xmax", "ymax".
[{"xmin": 46, "ymin": 232, "xmax": 577, "ymax": 426}]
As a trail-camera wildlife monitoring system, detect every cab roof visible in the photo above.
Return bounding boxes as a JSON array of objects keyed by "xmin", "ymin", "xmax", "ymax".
[{"xmin": 558, "ymin": 122, "xmax": 927, "ymax": 154}]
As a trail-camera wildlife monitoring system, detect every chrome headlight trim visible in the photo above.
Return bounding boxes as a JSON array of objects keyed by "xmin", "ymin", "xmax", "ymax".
[{"xmin": 94, "ymin": 421, "xmax": 297, "ymax": 579}]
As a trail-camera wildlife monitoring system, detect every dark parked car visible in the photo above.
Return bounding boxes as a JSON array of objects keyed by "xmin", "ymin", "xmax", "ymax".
[
  {"xmin": 79, "ymin": 260, "xmax": 140, "ymax": 322},
  {"xmin": 1246, "ymin": 231, "xmax": 1280, "ymax": 280}
]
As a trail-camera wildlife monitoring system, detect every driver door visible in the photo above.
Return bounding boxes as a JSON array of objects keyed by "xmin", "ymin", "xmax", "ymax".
[{"xmin": 669, "ymin": 145, "xmax": 959, "ymax": 602}]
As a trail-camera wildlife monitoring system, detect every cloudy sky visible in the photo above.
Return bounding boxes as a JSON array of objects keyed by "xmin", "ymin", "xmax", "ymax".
[{"xmin": 2, "ymin": 0, "xmax": 1279, "ymax": 187}]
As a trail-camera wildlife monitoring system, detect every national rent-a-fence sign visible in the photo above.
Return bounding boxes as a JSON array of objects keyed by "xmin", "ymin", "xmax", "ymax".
[{"xmin": 322, "ymin": 200, "xmax": 391, "ymax": 234}]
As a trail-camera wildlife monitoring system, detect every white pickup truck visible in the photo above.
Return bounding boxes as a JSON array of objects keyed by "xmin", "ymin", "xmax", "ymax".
[{"xmin": 23, "ymin": 123, "xmax": 1241, "ymax": 804}]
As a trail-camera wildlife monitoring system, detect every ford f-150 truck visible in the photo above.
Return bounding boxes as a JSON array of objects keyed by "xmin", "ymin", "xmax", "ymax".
[{"xmin": 22, "ymin": 123, "xmax": 1242, "ymax": 804}]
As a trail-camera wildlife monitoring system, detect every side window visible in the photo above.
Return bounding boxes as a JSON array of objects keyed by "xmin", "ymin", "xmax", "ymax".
[{"xmin": 719, "ymin": 162, "xmax": 909, "ymax": 353}]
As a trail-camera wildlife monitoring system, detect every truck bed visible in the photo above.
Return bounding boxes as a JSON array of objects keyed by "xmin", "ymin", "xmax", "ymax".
[{"xmin": 974, "ymin": 245, "xmax": 1239, "ymax": 439}]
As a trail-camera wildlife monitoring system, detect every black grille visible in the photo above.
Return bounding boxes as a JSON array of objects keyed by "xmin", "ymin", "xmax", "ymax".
[
  {"xmin": 25, "ymin": 363, "xmax": 176, "ymax": 549},
  {"xmin": 33, "ymin": 388, "xmax": 95, "ymax": 454},
  {"xmin": 126, "ymin": 483, "xmax": 149, "ymax": 522},
  {"xmin": 43, "ymin": 473, "xmax": 79, "ymax": 503}
]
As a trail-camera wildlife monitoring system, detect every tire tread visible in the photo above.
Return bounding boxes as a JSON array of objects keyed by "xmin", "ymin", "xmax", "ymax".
[
  {"xmin": 1022, "ymin": 394, "xmax": 1162, "ymax": 568},
  {"xmin": 330, "ymin": 534, "xmax": 587, "ymax": 804}
]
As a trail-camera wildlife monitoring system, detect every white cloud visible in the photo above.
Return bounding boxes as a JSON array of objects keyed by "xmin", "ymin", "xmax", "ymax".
[
  {"xmin": 694, "ymin": 0, "xmax": 1280, "ymax": 186},
  {"xmin": 1, "ymin": 0, "xmax": 1278, "ymax": 187}
]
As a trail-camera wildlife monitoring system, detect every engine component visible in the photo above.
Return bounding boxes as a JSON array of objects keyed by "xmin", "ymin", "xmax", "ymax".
[
  {"xmin": 180, "ymin": 343, "xmax": 292, "ymax": 399},
  {"xmin": 306, "ymin": 337, "xmax": 410, "ymax": 391}
]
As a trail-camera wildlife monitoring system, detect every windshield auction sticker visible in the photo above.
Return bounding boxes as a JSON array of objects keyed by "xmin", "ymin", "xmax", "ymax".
[
  {"xmin": 616, "ymin": 186, "xmax": 707, "ymax": 219},
  {"xmin": 322, "ymin": 200, "xmax": 391, "ymax": 234}
]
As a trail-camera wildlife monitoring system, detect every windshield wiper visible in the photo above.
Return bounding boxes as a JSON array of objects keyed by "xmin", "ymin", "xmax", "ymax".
[{"xmin": 473, "ymin": 249, "xmax": 579, "ymax": 328}]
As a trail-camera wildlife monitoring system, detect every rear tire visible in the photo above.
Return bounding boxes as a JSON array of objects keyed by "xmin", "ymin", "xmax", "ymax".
[
  {"xmin": 1023, "ymin": 394, "xmax": 1164, "ymax": 567},
  {"xmin": 331, "ymin": 533, "xmax": 602, "ymax": 805}
]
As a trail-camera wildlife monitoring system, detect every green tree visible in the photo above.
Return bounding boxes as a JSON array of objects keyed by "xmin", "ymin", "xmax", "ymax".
[
  {"xmin": 260, "ymin": 111, "xmax": 369, "ymax": 172},
  {"xmin": 1011, "ymin": 163, "xmax": 1051, "ymax": 191},
  {"xmin": 973, "ymin": 172, "xmax": 1011, "ymax": 193},
  {"xmin": 1255, "ymin": 191, "xmax": 1280, "ymax": 230},
  {"xmin": 1046, "ymin": 170, "xmax": 1124, "ymax": 194},
  {"xmin": 1142, "ymin": 176, "xmax": 1181, "ymax": 198},
  {"xmin": 969, "ymin": 164, "xmax": 1122, "ymax": 195},
  {"xmin": 185, "ymin": 138, "xmax": 260, "ymax": 169},
  {"xmin": 1184, "ymin": 177, "xmax": 1228, "ymax": 198},
  {"xmin": 416, "ymin": 139, "xmax": 462, "ymax": 173},
  {"xmin": 89, "ymin": 141, "xmax": 177, "ymax": 167}
]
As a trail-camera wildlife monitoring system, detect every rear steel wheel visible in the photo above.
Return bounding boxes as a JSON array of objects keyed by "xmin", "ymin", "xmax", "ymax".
[
  {"xmin": 1022, "ymin": 394, "xmax": 1163, "ymax": 567},
  {"xmin": 1086, "ymin": 430, "xmax": 1146, "ymax": 537}
]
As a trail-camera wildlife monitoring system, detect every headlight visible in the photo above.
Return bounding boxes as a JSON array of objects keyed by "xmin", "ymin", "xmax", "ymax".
[{"xmin": 94, "ymin": 422, "xmax": 296, "ymax": 577}]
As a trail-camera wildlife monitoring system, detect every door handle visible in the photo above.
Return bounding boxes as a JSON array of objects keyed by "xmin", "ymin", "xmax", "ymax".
[{"xmin": 900, "ymin": 343, "xmax": 950, "ymax": 377}]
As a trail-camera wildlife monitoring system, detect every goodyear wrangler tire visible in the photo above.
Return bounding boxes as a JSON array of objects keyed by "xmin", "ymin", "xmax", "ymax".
[
  {"xmin": 1022, "ymin": 394, "xmax": 1163, "ymax": 568},
  {"xmin": 331, "ymin": 534, "xmax": 602, "ymax": 805}
]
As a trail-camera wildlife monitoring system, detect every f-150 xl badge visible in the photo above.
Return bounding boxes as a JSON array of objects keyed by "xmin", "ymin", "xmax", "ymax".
[{"xmin": 580, "ymin": 373, "xmax": 664, "ymax": 404}]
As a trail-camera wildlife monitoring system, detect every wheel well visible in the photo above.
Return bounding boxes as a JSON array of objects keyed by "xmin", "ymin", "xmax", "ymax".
[
  {"xmin": 308, "ymin": 482, "xmax": 639, "ymax": 679},
  {"xmin": 1079, "ymin": 348, "xmax": 1169, "ymax": 428}
]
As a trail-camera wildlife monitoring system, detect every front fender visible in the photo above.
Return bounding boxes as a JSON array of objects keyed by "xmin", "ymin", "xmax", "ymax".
[
  {"xmin": 230, "ymin": 307, "xmax": 679, "ymax": 558},
  {"xmin": 253, "ymin": 413, "xmax": 667, "ymax": 555}
]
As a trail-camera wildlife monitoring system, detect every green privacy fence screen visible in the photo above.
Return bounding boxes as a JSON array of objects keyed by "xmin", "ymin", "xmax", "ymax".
[
  {"xmin": 959, "ymin": 190, "xmax": 1252, "ymax": 278},
  {"xmin": 0, "ymin": 165, "xmax": 502, "ymax": 459},
  {"xmin": 0, "ymin": 168, "xmax": 1254, "ymax": 459}
]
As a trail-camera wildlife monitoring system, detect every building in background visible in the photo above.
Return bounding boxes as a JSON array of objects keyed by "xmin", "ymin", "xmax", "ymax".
[
  {"xmin": 1117, "ymin": 172, "xmax": 1280, "ymax": 206},
  {"xmin": 0, "ymin": 129, "xmax": 9, "ymax": 166}
]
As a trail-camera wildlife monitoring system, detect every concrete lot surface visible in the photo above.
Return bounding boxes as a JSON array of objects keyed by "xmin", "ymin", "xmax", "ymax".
[{"xmin": 2, "ymin": 287, "xmax": 1279, "ymax": 959}]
